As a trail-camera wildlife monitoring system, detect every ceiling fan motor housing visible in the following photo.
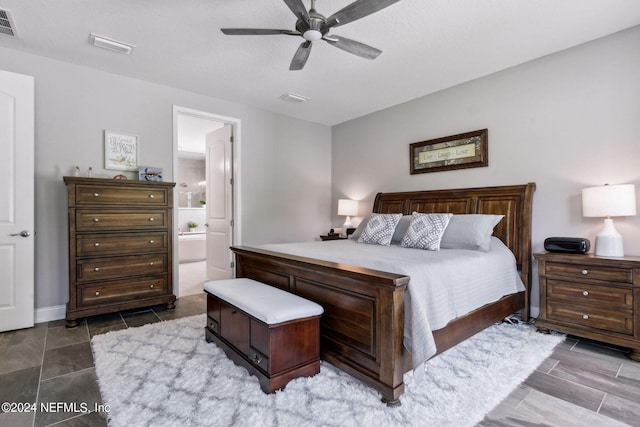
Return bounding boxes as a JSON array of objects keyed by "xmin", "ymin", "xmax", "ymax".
[{"xmin": 297, "ymin": 8, "xmax": 326, "ymax": 41}]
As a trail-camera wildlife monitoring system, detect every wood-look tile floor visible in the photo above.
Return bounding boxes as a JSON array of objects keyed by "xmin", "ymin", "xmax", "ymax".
[
  {"xmin": 480, "ymin": 334, "xmax": 640, "ymax": 426},
  {"xmin": 2, "ymin": 298, "xmax": 639, "ymax": 427}
]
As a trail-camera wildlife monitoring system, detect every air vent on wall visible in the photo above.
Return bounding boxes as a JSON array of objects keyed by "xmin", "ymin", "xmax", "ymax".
[{"xmin": 0, "ymin": 9, "xmax": 17, "ymax": 37}]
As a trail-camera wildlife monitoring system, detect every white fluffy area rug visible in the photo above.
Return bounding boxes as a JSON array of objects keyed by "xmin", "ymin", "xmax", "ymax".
[{"xmin": 91, "ymin": 314, "xmax": 564, "ymax": 427}]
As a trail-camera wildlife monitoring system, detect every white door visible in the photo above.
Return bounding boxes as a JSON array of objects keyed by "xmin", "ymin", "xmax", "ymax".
[
  {"xmin": 205, "ymin": 125, "xmax": 233, "ymax": 280},
  {"xmin": 0, "ymin": 70, "xmax": 35, "ymax": 332}
]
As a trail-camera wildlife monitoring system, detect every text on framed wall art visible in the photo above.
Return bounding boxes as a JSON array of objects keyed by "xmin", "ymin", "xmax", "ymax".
[{"xmin": 410, "ymin": 129, "xmax": 488, "ymax": 174}]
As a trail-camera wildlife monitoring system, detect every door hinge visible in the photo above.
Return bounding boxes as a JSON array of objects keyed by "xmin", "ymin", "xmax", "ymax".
[
  {"xmin": 230, "ymin": 219, "xmax": 234, "ymax": 227},
  {"xmin": 230, "ymin": 178, "xmax": 233, "ymax": 185},
  {"xmin": 230, "ymin": 261, "xmax": 235, "ymax": 268}
]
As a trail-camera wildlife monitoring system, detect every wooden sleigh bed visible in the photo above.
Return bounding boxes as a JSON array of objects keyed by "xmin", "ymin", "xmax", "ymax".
[{"xmin": 231, "ymin": 183, "xmax": 535, "ymax": 405}]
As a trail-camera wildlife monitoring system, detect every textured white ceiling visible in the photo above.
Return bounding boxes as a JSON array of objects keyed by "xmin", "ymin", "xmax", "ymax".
[{"xmin": 1, "ymin": 0, "xmax": 640, "ymax": 126}]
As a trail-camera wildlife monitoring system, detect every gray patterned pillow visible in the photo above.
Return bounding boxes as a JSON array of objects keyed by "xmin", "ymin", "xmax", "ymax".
[
  {"xmin": 357, "ymin": 213, "xmax": 402, "ymax": 246},
  {"xmin": 400, "ymin": 213, "xmax": 453, "ymax": 250}
]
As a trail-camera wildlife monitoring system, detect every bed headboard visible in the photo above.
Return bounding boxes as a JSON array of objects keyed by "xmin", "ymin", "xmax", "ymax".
[{"xmin": 372, "ymin": 183, "xmax": 536, "ymax": 295}]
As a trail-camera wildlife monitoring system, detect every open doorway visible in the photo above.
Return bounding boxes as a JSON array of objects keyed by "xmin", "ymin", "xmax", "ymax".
[{"xmin": 172, "ymin": 106, "xmax": 240, "ymax": 297}]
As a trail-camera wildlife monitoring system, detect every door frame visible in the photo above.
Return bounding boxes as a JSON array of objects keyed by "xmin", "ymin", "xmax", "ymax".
[{"xmin": 172, "ymin": 106, "xmax": 241, "ymax": 296}]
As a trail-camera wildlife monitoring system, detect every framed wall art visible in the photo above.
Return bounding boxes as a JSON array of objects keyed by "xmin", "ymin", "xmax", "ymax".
[
  {"xmin": 104, "ymin": 130, "xmax": 139, "ymax": 171},
  {"xmin": 410, "ymin": 129, "xmax": 488, "ymax": 174}
]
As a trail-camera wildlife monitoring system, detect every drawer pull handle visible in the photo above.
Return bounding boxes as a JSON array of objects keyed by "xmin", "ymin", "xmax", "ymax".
[
  {"xmin": 581, "ymin": 269, "xmax": 588, "ymax": 275},
  {"xmin": 149, "ymin": 262, "xmax": 155, "ymax": 266},
  {"xmin": 149, "ymin": 194, "xmax": 155, "ymax": 199},
  {"xmin": 252, "ymin": 354, "xmax": 262, "ymax": 365},
  {"xmin": 582, "ymin": 291, "xmax": 589, "ymax": 296},
  {"xmin": 149, "ymin": 240, "xmax": 155, "ymax": 244},
  {"xmin": 93, "ymin": 218, "xmax": 100, "ymax": 222},
  {"xmin": 95, "ymin": 291, "xmax": 100, "ymax": 296},
  {"xmin": 149, "ymin": 284, "xmax": 154, "ymax": 289},
  {"xmin": 149, "ymin": 217, "xmax": 155, "ymax": 222},
  {"xmin": 94, "ymin": 267, "xmax": 100, "ymax": 272},
  {"xmin": 582, "ymin": 314, "xmax": 589, "ymax": 320},
  {"xmin": 94, "ymin": 242, "xmax": 100, "ymax": 247},
  {"xmin": 93, "ymin": 193, "xmax": 99, "ymax": 197}
]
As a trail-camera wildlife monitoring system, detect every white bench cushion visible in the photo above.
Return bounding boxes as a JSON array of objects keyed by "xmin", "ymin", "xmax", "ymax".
[{"xmin": 204, "ymin": 278, "xmax": 324, "ymax": 325}]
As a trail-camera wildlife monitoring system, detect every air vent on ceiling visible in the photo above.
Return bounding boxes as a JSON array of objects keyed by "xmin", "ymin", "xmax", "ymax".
[
  {"xmin": 279, "ymin": 92, "xmax": 310, "ymax": 103},
  {"xmin": 89, "ymin": 33, "xmax": 135, "ymax": 55},
  {"xmin": 0, "ymin": 9, "xmax": 17, "ymax": 37}
]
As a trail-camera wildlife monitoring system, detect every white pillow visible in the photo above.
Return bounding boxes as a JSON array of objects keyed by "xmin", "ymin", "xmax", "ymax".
[
  {"xmin": 391, "ymin": 215, "xmax": 412, "ymax": 244},
  {"xmin": 357, "ymin": 213, "xmax": 402, "ymax": 246},
  {"xmin": 400, "ymin": 213, "xmax": 452, "ymax": 250},
  {"xmin": 440, "ymin": 214, "xmax": 504, "ymax": 251},
  {"xmin": 350, "ymin": 217, "xmax": 369, "ymax": 240}
]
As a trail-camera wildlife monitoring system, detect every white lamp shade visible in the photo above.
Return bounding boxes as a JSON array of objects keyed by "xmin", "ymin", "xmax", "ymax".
[
  {"xmin": 337, "ymin": 199, "xmax": 358, "ymax": 216},
  {"xmin": 582, "ymin": 184, "xmax": 637, "ymax": 218}
]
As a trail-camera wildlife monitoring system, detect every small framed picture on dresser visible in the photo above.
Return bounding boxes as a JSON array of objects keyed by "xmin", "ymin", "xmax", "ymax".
[{"xmin": 104, "ymin": 130, "xmax": 139, "ymax": 171}]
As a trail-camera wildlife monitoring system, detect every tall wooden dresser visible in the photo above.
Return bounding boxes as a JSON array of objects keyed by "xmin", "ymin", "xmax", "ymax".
[{"xmin": 64, "ymin": 177, "xmax": 176, "ymax": 327}]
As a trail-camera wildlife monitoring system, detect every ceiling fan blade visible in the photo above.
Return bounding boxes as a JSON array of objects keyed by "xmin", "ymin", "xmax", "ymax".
[
  {"xmin": 323, "ymin": 0, "xmax": 400, "ymax": 30},
  {"xmin": 221, "ymin": 28, "xmax": 300, "ymax": 36},
  {"xmin": 323, "ymin": 35, "xmax": 381, "ymax": 60},
  {"xmin": 290, "ymin": 41, "xmax": 312, "ymax": 71},
  {"xmin": 282, "ymin": 0, "xmax": 310, "ymax": 24}
]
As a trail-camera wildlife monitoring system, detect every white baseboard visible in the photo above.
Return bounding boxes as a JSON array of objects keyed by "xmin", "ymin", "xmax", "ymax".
[{"xmin": 35, "ymin": 304, "xmax": 66, "ymax": 323}]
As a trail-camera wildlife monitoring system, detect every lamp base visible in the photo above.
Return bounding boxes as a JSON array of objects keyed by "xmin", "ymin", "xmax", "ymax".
[
  {"xmin": 594, "ymin": 218, "xmax": 624, "ymax": 257},
  {"xmin": 342, "ymin": 216, "xmax": 353, "ymax": 237}
]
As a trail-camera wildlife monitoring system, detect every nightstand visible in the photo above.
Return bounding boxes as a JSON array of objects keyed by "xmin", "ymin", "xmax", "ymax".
[
  {"xmin": 319, "ymin": 234, "xmax": 347, "ymax": 241},
  {"xmin": 534, "ymin": 252, "xmax": 640, "ymax": 361}
]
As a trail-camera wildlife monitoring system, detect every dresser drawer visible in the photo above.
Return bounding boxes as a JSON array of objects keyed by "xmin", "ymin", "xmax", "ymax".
[
  {"xmin": 547, "ymin": 280, "xmax": 633, "ymax": 310},
  {"xmin": 79, "ymin": 276, "xmax": 167, "ymax": 306},
  {"xmin": 77, "ymin": 232, "xmax": 168, "ymax": 256},
  {"xmin": 75, "ymin": 185, "xmax": 168, "ymax": 206},
  {"xmin": 76, "ymin": 209, "xmax": 168, "ymax": 231},
  {"xmin": 546, "ymin": 301, "xmax": 633, "ymax": 335},
  {"xmin": 76, "ymin": 254, "xmax": 167, "ymax": 282},
  {"xmin": 545, "ymin": 262, "xmax": 632, "ymax": 283}
]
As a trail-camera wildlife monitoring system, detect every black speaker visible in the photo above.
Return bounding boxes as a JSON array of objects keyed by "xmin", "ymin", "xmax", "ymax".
[{"xmin": 544, "ymin": 237, "xmax": 590, "ymax": 254}]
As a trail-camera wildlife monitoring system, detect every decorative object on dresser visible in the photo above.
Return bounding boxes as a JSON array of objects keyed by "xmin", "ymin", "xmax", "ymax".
[
  {"xmin": 63, "ymin": 176, "xmax": 176, "ymax": 327},
  {"xmin": 337, "ymin": 199, "xmax": 358, "ymax": 236},
  {"xmin": 534, "ymin": 252, "xmax": 640, "ymax": 361},
  {"xmin": 582, "ymin": 183, "xmax": 637, "ymax": 257},
  {"xmin": 204, "ymin": 278, "xmax": 323, "ymax": 393},
  {"xmin": 409, "ymin": 128, "xmax": 488, "ymax": 174}
]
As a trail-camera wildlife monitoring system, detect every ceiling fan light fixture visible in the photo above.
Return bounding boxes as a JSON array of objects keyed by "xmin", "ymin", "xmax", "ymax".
[
  {"xmin": 89, "ymin": 33, "xmax": 135, "ymax": 55},
  {"xmin": 303, "ymin": 29, "xmax": 322, "ymax": 41}
]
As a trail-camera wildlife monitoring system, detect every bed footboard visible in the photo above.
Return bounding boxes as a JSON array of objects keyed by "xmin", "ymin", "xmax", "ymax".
[{"xmin": 231, "ymin": 246, "xmax": 411, "ymax": 404}]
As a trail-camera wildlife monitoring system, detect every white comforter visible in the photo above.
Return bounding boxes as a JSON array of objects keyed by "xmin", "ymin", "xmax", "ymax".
[{"xmin": 259, "ymin": 237, "xmax": 525, "ymax": 369}]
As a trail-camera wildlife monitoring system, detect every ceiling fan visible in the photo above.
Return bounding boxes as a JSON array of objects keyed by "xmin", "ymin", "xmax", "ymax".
[{"xmin": 221, "ymin": 0, "xmax": 400, "ymax": 70}]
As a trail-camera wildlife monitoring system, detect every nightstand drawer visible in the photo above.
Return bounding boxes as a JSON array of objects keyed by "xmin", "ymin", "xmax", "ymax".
[
  {"xmin": 546, "ymin": 302, "xmax": 633, "ymax": 335},
  {"xmin": 547, "ymin": 280, "xmax": 633, "ymax": 310},
  {"xmin": 545, "ymin": 262, "xmax": 632, "ymax": 283}
]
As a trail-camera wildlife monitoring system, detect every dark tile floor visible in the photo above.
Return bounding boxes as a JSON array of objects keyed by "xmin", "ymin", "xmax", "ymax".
[
  {"xmin": 0, "ymin": 293, "xmax": 206, "ymax": 427},
  {"xmin": 2, "ymin": 295, "xmax": 639, "ymax": 426}
]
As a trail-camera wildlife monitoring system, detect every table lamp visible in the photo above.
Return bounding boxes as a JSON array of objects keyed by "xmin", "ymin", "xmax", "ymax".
[
  {"xmin": 582, "ymin": 184, "xmax": 636, "ymax": 257},
  {"xmin": 337, "ymin": 199, "xmax": 358, "ymax": 236}
]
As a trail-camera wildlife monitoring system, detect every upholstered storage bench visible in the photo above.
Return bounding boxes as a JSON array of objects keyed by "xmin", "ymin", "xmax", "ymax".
[{"xmin": 204, "ymin": 278, "xmax": 324, "ymax": 393}]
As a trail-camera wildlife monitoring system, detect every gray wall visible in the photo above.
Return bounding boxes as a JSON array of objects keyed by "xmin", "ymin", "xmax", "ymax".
[
  {"xmin": 331, "ymin": 26, "xmax": 640, "ymax": 315},
  {"xmin": 0, "ymin": 47, "xmax": 331, "ymax": 310}
]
